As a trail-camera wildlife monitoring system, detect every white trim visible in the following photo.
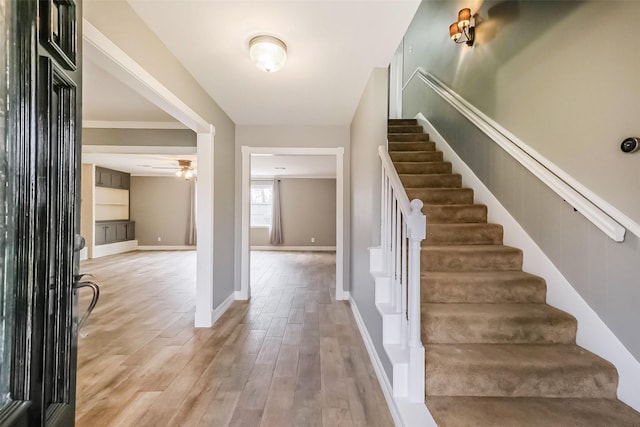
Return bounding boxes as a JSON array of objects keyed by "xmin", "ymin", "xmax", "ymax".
[
  {"xmin": 250, "ymin": 246, "xmax": 336, "ymax": 252},
  {"xmin": 195, "ymin": 132, "xmax": 216, "ymax": 327},
  {"xmin": 82, "ymin": 145, "xmax": 196, "ymax": 155},
  {"xmin": 92, "ymin": 240, "xmax": 138, "ymax": 258},
  {"xmin": 82, "ymin": 120, "xmax": 188, "ymax": 130},
  {"xmin": 83, "ymin": 20, "xmax": 213, "ymax": 135},
  {"xmin": 250, "ymin": 175, "xmax": 337, "ymax": 180},
  {"xmin": 212, "ymin": 293, "xmax": 235, "ymax": 325},
  {"xmin": 417, "ymin": 113, "xmax": 640, "ymax": 411},
  {"xmin": 240, "ymin": 146, "xmax": 346, "ymax": 301},
  {"xmin": 137, "ymin": 245, "xmax": 195, "ymax": 251},
  {"xmin": 350, "ymin": 298, "xmax": 436, "ymax": 427},
  {"xmin": 406, "ymin": 68, "xmax": 634, "ymax": 242}
]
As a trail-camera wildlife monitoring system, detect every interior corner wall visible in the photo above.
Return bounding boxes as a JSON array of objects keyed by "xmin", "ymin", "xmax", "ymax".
[
  {"xmin": 130, "ymin": 176, "xmax": 191, "ymax": 246},
  {"xmin": 250, "ymin": 178, "xmax": 337, "ymax": 247},
  {"xmin": 402, "ymin": 0, "xmax": 640, "ymax": 226},
  {"xmin": 85, "ymin": 1, "xmax": 236, "ymax": 308},
  {"xmin": 402, "ymin": 1, "xmax": 640, "ymax": 362},
  {"xmin": 234, "ymin": 126, "xmax": 351, "ymax": 293},
  {"xmin": 349, "ymin": 68, "xmax": 390, "ymax": 378}
]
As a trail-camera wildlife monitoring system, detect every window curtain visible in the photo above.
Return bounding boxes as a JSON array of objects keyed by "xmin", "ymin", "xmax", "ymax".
[
  {"xmin": 186, "ymin": 179, "xmax": 197, "ymax": 245},
  {"xmin": 269, "ymin": 179, "xmax": 283, "ymax": 245}
]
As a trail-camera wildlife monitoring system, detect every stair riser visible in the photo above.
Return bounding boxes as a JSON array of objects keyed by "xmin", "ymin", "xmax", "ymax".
[
  {"xmin": 388, "ymin": 125, "xmax": 423, "ymax": 133},
  {"xmin": 425, "ymin": 224, "xmax": 502, "ymax": 245},
  {"xmin": 400, "ymin": 174, "xmax": 462, "ymax": 189},
  {"xmin": 389, "ymin": 142, "xmax": 436, "ymax": 151},
  {"xmin": 388, "ymin": 133, "xmax": 430, "ymax": 142},
  {"xmin": 422, "ymin": 248, "xmax": 523, "ymax": 271},
  {"xmin": 421, "ymin": 308, "xmax": 577, "ymax": 344},
  {"xmin": 422, "ymin": 205, "xmax": 487, "ymax": 224},
  {"xmin": 406, "ymin": 188, "xmax": 474, "ymax": 204},
  {"xmin": 394, "ymin": 163, "xmax": 452, "ymax": 175},
  {"xmin": 388, "ymin": 119, "xmax": 417, "ymax": 126},
  {"xmin": 389, "ymin": 152, "xmax": 443, "ymax": 163},
  {"xmin": 421, "ymin": 277, "xmax": 546, "ymax": 304},
  {"xmin": 425, "ymin": 365, "xmax": 617, "ymax": 398}
]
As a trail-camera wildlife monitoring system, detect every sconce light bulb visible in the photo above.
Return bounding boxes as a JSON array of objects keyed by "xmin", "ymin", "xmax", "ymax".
[{"xmin": 449, "ymin": 22, "xmax": 462, "ymax": 41}]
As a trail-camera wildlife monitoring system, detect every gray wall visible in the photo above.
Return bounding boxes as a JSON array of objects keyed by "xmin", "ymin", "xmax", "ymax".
[
  {"xmin": 350, "ymin": 68, "xmax": 391, "ymax": 378},
  {"xmin": 403, "ymin": 1, "xmax": 640, "ymax": 361},
  {"xmin": 130, "ymin": 176, "xmax": 192, "ymax": 246},
  {"xmin": 82, "ymin": 128, "xmax": 196, "ymax": 147},
  {"xmin": 86, "ymin": 1, "xmax": 236, "ymax": 308},
  {"xmin": 250, "ymin": 178, "xmax": 337, "ymax": 247},
  {"xmin": 403, "ymin": 1, "xmax": 640, "ymax": 226},
  {"xmin": 235, "ymin": 126, "xmax": 351, "ymax": 292}
]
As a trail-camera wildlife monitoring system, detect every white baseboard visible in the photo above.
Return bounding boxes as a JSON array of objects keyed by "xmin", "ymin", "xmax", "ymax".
[
  {"xmin": 250, "ymin": 245, "xmax": 336, "ymax": 252},
  {"xmin": 92, "ymin": 240, "xmax": 138, "ymax": 258},
  {"xmin": 350, "ymin": 298, "xmax": 436, "ymax": 427},
  {"xmin": 213, "ymin": 293, "xmax": 235, "ymax": 324},
  {"xmin": 137, "ymin": 245, "xmax": 196, "ymax": 251},
  {"xmin": 417, "ymin": 113, "xmax": 640, "ymax": 411}
]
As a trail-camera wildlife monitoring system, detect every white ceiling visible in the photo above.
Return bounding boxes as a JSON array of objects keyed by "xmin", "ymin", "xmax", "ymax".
[
  {"xmin": 82, "ymin": 153, "xmax": 197, "ymax": 176},
  {"xmin": 81, "ymin": 1, "xmax": 419, "ymax": 177},
  {"xmin": 126, "ymin": 0, "xmax": 420, "ymax": 126}
]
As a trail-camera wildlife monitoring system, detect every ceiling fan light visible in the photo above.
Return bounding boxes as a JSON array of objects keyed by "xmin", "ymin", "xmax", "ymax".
[
  {"xmin": 175, "ymin": 170, "xmax": 183, "ymax": 177},
  {"xmin": 249, "ymin": 35, "xmax": 287, "ymax": 73},
  {"xmin": 184, "ymin": 170, "xmax": 194, "ymax": 179}
]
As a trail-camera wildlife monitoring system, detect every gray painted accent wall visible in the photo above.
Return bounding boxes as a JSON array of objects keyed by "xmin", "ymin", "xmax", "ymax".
[
  {"xmin": 403, "ymin": 1, "xmax": 640, "ymax": 226},
  {"xmin": 403, "ymin": 68, "xmax": 640, "ymax": 363},
  {"xmin": 250, "ymin": 178, "xmax": 337, "ymax": 247},
  {"xmin": 350, "ymin": 69, "xmax": 392, "ymax": 379},
  {"xmin": 82, "ymin": 128, "xmax": 196, "ymax": 147},
  {"xmin": 130, "ymin": 176, "xmax": 192, "ymax": 246}
]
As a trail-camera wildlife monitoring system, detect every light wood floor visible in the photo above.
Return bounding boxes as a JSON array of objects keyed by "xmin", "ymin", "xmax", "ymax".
[{"xmin": 76, "ymin": 250, "xmax": 394, "ymax": 427}]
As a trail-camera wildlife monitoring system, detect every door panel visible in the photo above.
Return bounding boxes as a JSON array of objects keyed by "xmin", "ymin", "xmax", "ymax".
[{"xmin": 0, "ymin": 1, "xmax": 81, "ymax": 426}]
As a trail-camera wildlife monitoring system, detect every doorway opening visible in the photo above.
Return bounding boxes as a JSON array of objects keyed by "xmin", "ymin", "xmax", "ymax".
[{"xmin": 240, "ymin": 146, "xmax": 346, "ymax": 301}]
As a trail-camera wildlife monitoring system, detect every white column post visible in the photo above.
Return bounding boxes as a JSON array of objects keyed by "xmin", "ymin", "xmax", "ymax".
[
  {"xmin": 239, "ymin": 147, "xmax": 251, "ymax": 300},
  {"xmin": 195, "ymin": 129, "xmax": 215, "ymax": 327},
  {"xmin": 335, "ymin": 147, "xmax": 346, "ymax": 300},
  {"xmin": 407, "ymin": 198, "xmax": 426, "ymax": 402}
]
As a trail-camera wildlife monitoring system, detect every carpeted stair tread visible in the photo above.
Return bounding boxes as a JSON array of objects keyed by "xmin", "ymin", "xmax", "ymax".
[
  {"xmin": 423, "ymin": 245, "xmax": 523, "ymax": 272},
  {"xmin": 421, "ymin": 303, "xmax": 577, "ymax": 344},
  {"xmin": 425, "ymin": 343, "xmax": 618, "ymax": 398},
  {"xmin": 393, "ymin": 162, "xmax": 452, "ymax": 175},
  {"xmin": 388, "ymin": 118, "xmax": 417, "ymax": 126},
  {"xmin": 425, "ymin": 223, "xmax": 503, "ymax": 245},
  {"xmin": 388, "ymin": 132, "xmax": 430, "ymax": 142},
  {"xmin": 406, "ymin": 187, "xmax": 474, "ymax": 204},
  {"xmin": 388, "ymin": 141, "xmax": 436, "ymax": 151},
  {"xmin": 399, "ymin": 173, "xmax": 462, "ymax": 188},
  {"xmin": 388, "ymin": 125, "xmax": 423, "ymax": 133},
  {"xmin": 425, "ymin": 396, "xmax": 640, "ymax": 427},
  {"xmin": 421, "ymin": 271, "xmax": 546, "ymax": 303},
  {"xmin": 421, "ymin": 204, "xmax": 488, "ymax": 224},
  {"xmin": 389, "ymin": 151, "xmax": 444, "ymax": 163}
]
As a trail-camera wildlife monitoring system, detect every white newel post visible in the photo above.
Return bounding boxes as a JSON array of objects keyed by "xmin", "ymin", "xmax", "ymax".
[{"xmin": 407, "ymin": 198, "xmax": 426, "ymax": 402}]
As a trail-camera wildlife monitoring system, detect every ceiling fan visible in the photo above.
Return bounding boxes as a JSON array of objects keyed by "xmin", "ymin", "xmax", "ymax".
[{"xmin": 137, "ymin": 159, "xmax": 196, "ymax": 180}]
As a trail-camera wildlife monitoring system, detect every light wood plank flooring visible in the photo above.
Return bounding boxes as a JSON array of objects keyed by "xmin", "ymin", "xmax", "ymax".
[{"xmin": 76, "ymin": 250, "xmax": 394, "ymax": 426}]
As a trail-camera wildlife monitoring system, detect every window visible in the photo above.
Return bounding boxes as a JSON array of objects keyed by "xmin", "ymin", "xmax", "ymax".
[{"xmin": 251, "ymin": 181, "xmax": 273, "ymax": 227}]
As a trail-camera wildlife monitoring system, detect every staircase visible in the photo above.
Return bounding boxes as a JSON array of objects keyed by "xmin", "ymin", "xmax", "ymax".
[{"xmin": 387, "ymin": 118, "xmax": 640, "ymax": 426}]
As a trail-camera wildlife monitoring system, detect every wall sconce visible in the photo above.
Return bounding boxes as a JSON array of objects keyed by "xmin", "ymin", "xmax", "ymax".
[{"xmin": 449, "ymin": 8, "xmax": 475, "ymax": 46}]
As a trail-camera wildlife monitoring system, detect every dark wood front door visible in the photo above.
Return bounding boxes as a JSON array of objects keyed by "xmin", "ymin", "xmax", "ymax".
[{"xmin": 0, "ymin": 1, "xmax": 81, "ymax": 426}]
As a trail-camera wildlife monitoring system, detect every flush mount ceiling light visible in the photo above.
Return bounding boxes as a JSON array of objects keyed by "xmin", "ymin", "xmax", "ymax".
[
  {"xmin": 249, "ymin": 35, "xmax": 287, "ymax": 73},
  {"xmin": 449, "ymin": 8, "xmax": 475, "ymax": 46}
]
